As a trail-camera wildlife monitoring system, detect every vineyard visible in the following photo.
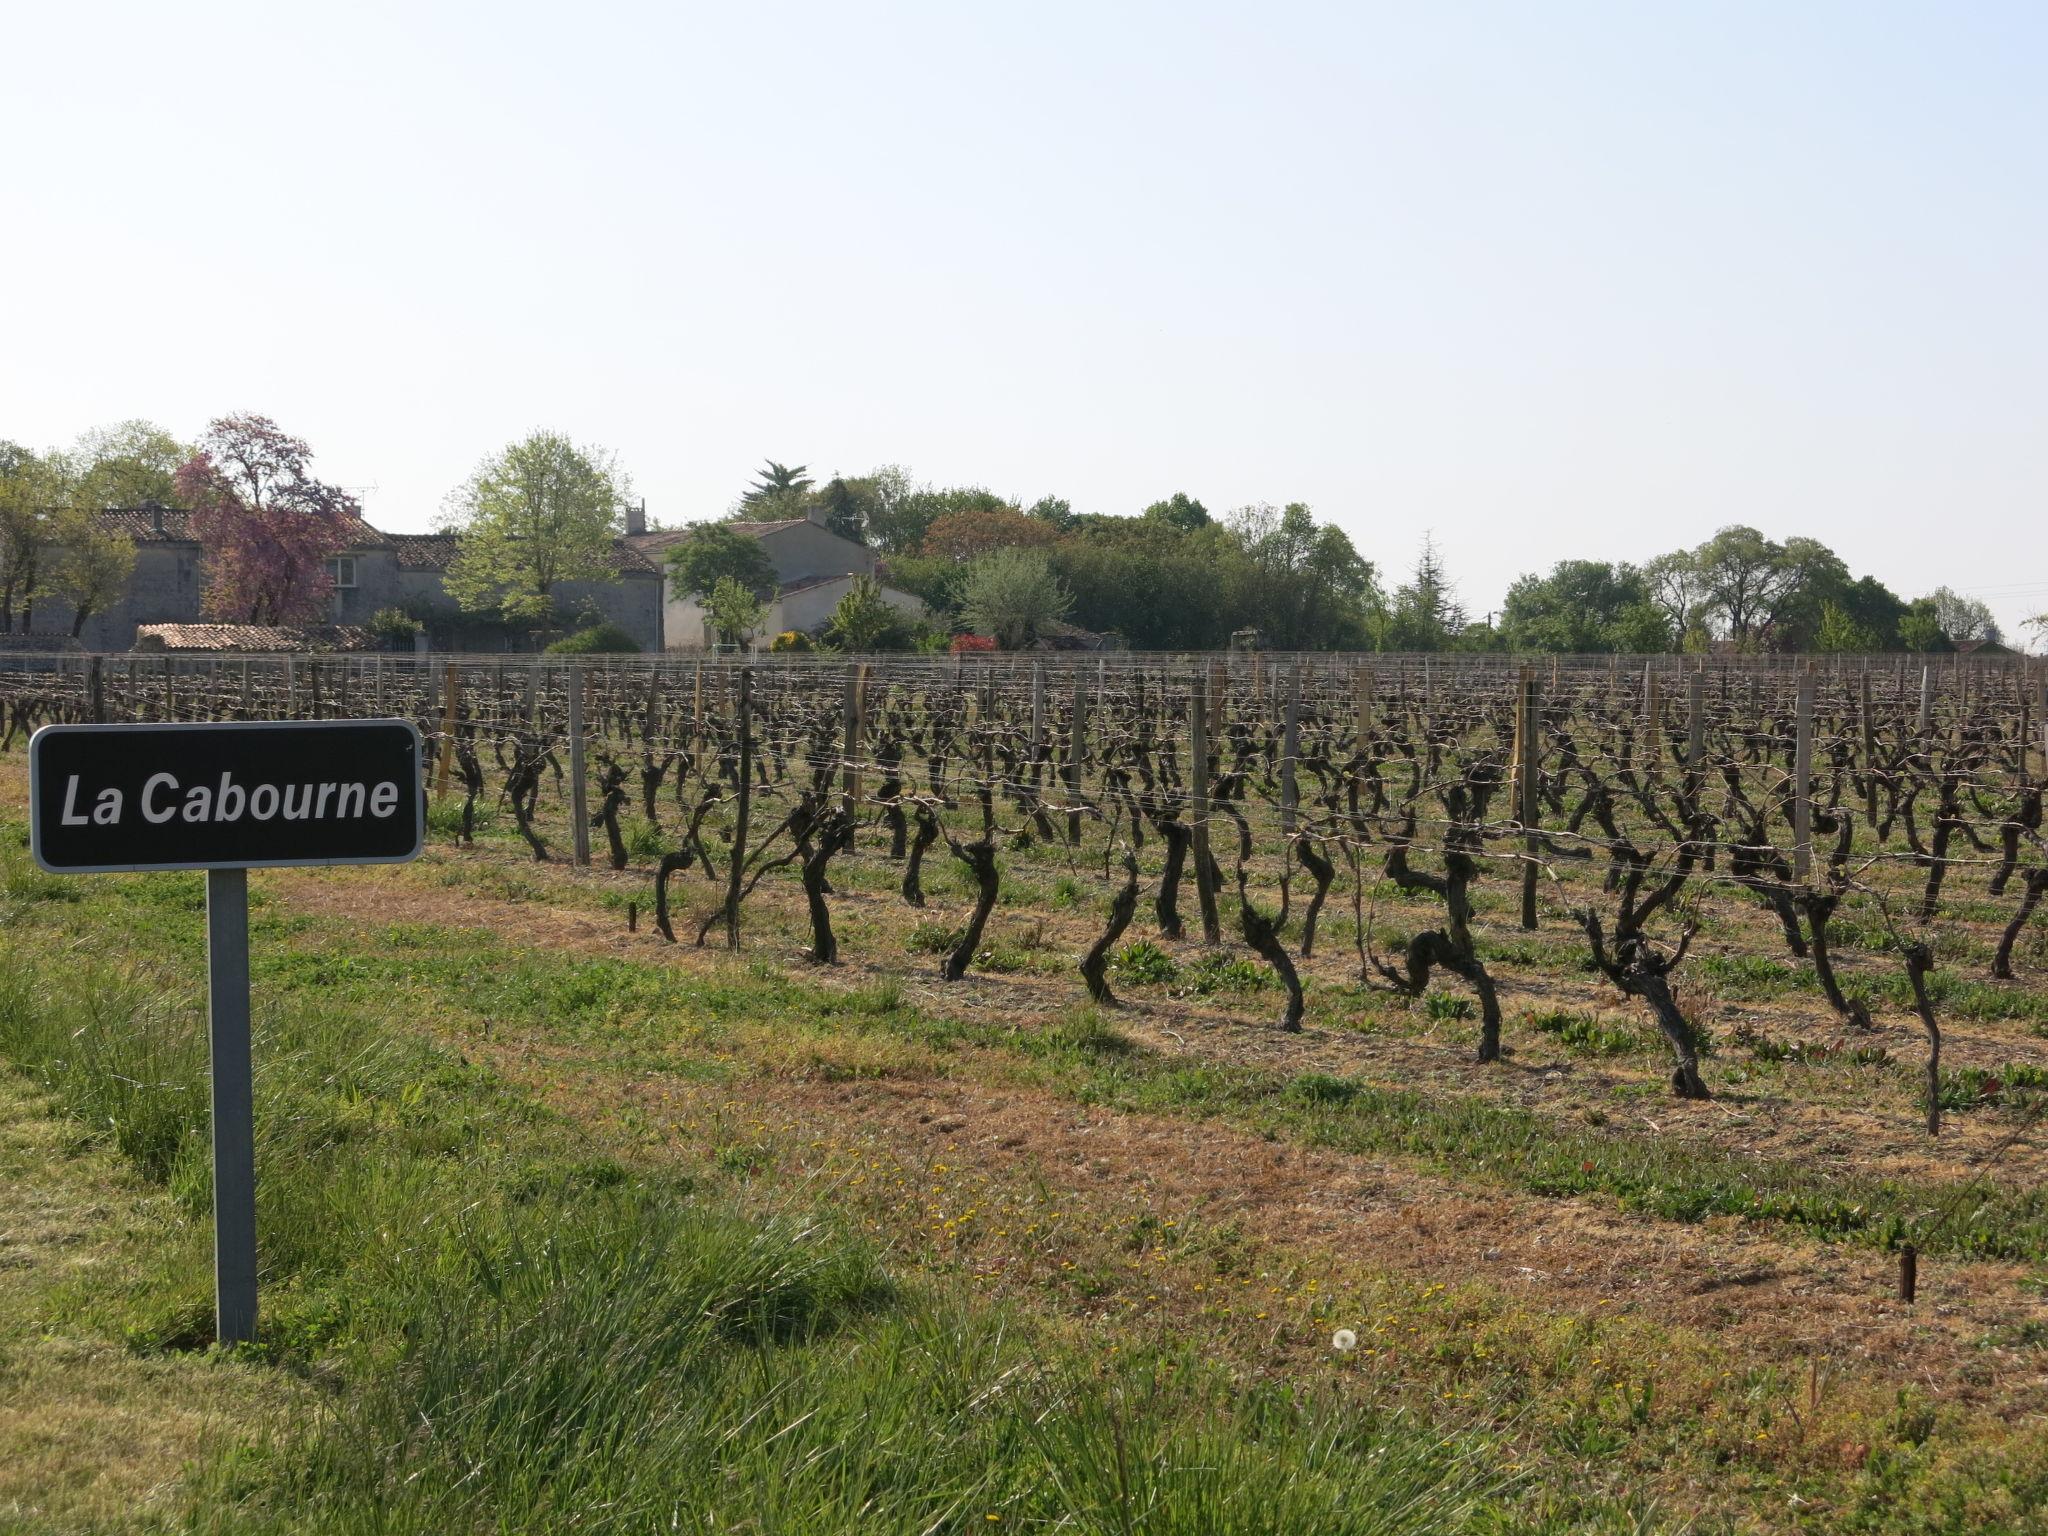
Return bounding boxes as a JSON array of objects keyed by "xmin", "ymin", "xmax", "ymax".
[
  {"xmin": 5, "ymin": 647, "xmax": 2048, "ymax": 1529},
  {"xmin": 6, "ymin": 651, "xmax": 2047, "ymax": 1108}
]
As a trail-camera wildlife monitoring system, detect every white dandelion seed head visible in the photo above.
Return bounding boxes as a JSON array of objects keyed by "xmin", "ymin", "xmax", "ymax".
[{"xmin": 1332, "ymin": 1328, "xmax": 1358, "ymax": 1352}]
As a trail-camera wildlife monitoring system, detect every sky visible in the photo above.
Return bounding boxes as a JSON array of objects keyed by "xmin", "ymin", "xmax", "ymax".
[{"xmin": 4, "ymin": 1, "xmax": 2044, "ymax": 644}]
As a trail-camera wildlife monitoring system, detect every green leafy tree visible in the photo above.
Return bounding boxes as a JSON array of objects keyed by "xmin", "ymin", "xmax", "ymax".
[
  {"xmin": 1381, "ymin": 535, "xmax": 1463, "ymax": 652},
  {"xmin": 958, "ymin": 546, "xmax": 1072, "ymax": 650},
  {"xmin": 704, "ymin": 575, "xmax": 765, "ymax": 650},
  {"xmin": 442, "ymin": 431, "xmax": 628, "ymax": 626},
  {"xmin": 1642, "ymin": 550, "xmax": 1710, "ymax": 640},
  {"xmin": 813, "ymin": 477, "xmax": 867, "ymax": 544},
  {"xmin": 1925, "ymin": 585, "xmax": 2000, "ymax": 646},
  {"xmin": 1815, "ymin": 600, "xmax": 1878, "ymax": 653},
  {"xmin": 825, "ymin": 574, "xmax": 905, "ymax": 651},
  {"xmin": 68, "ymin": 420, "xmax": 190, "ymax": 507},
  {"xmin": 1898, "ymin": 599, "xmax": 1947, "ymax": 652},
  {"xmin": 1053, "ymin": 520, "xmax": 1244, "ymax": 649},
  {"xmin": 44, "ymin": 505, "xmax": 136, "ymax": 636},
  {"xmin": 0, "ymin": 443, "xmax": 59, "ymax": 633},
  {"xmin": 1141, "ymin": 492, "xmax": 1210, "ymax": 532},
  {"xmin": 666, "ymin": 523, "xmax": 777, "ymax": 599},
  {"xmin": 1026, "ymin": 495, "xmax": 1075, "ymax": 531},
  {"xmin": 1500, "ymin": 560, "xmax": 1665, "ymax": 653},
  {"xmin": 737, "ymin": 460, "xmax": 813, "ymax": 520},
  {"xmin": 1693, "ymin": 526, "xmax": 1797, "ymax": 645},
  {"xmin": 1225, "ymin": 502, "xmax": 1375, "ymax": 650}
]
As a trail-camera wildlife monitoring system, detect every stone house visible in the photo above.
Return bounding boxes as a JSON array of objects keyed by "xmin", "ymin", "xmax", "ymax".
[
  {"xmin": 52, "ymin": 507, "xmax": 663, "ymax": 651},
  {"xmin": 625, "ymin": 506, "xmax": 924, "ymax": 650}
]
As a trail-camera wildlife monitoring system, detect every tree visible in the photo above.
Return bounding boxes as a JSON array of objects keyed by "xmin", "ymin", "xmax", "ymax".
[
  {"xmin": 1925, "ymin": 586, "xmax": 2000, "ymax": 646},
  {"xmin": 1141, "ymin": 492, "xmax": 1210, "ymax": 532},
  {"xmin": 666, "ymin": 523, "xmax": 777, "ymax": 599},
  {"xmin": 0, "ymin": 443, "xmax": 61, "ymax": 634},
  {"xmin": 921, "ymin": 506, "xmax": 1060, "ymax": 562},
  {"xmin": 441, "ymin": 431, "xmax": 628, "ymax": 627},
  {"xmin": 1225, "ymin": 502, "xmax": 1375, "ymax": 650},
  {"xmin": 867, "ymin": 479, "xmax": 1009, "ymax": 555},
  {"xmin": 825, "ymin": 574, "xmax": 905, "ymax": 652},
  {"xmin": 958, "ymin": 547, "xmax": 1072, "ymax": 650},
  {"xmin": 705, "ymin": 575, "xmax": 765, "ymax": 650},
  {"xmin": 1500, "ymin": 560, "xmax": 1666, "ymax": 653},
  {"xmin": 44, "ymin": 505, "xmax": 136, "ymax": 636},
  {"xmin": 1381, "ymin": 535, "xmax": 1463, "ymax": 651},
  {"xmin": 1053, "ymin": 519, "xmax": 1244, "ymax": 649},
  {"xmin": 741, "ymin": 460, "xmax": 813, "ymax": 518},
  {"xmin": 69, "ymin": 420, "xmax": 189, "ymax": 507},
  {"xmin": 813, "ymin": 477, "xmax": 867, "ymax": 544},
  {"xmin": 1815, "ymin": 601, "xmax": 1877, "ymax": 654},
  {"xmin": 1693, "ymin": 526, "xmax": 1797, "ymax": 645},
  {"xmin": 2025, "ymin": 613, "xmax": 2048, "ymax": 654},
  {"xmin": 1026, "ymin": 495, "xmax": 1075, "ymax": 531},
  {"xmin": 1899, "ymin": 598, "xmax": 1947, "ymax": 652},
  {"xmin": 1642, "ymin": 550, "xmax": 1711, "ymax": 640},
  {"xmin": 175, "ymin": 415, "xmax": 360, "ymax": 624}
]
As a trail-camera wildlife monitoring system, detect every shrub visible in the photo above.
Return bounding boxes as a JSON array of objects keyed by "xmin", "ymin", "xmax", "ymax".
[
  {"xmin": 769, "ymin": 630, "xmax": 812, "ymax": 653},
  {"xmin": 949, "ymin": 633, "xmax": 997, "ymax": 655},
  {"xmin": 368, "ymin": 607, "xmax": 423, "ymax": 648},
  {"xmin": 546, "ymin": 622, "xmax": 641, "ymax": 655}
]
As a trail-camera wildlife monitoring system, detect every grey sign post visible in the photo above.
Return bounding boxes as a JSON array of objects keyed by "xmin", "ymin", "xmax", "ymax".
[{"xmin": 29, "ymin": 719, "xmax": 424, "ymax": 1346}]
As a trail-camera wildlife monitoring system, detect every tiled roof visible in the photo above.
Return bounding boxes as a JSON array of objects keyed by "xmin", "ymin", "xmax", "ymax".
[
  {"xmin": 133, "ymin": 624, "xmax": 377, "ymax": 653},
  {"xmin": 726, "ymin": 518, "xmax": 810, "ymax": 537},
  {"xmin": 388, "ymin": 532, "xmax": 460, "ymax": 571},
  {"xmin": 392, "ymin": 531, "xmax": 658, "ymax": 577},
  {"xmin": 94, "ymin": 506, "xmax": 388, "ymax": 547}
]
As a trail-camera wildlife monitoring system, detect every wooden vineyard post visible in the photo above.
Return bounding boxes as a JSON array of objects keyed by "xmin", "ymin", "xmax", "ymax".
[
  {"xmin": 841, "ymin": 663, "xmax": 867, "ymax": 820},
  {"xmin": 568, "ymin": 664, "xmax": 591, "ymax": 868},
  {"xmin": 1860, "ymin": 670, "xmax": 1878, "ymax": 821},
  {"xmin": 435, "ymin": 662, "xmax": 459, "ymax": 799},
  {"xmin": 1917, "ymin": 664, "xmax": 1932, "ymax": 743},
  {"xmin": 1687, "ymin": 666, "xmax": 1706, "ymax": 772},
  {"xmin": 1280, "ymin": 659, "xmax": 1301, "ymax": 840},
  {"xmin": 1793, "ymin": 665, "xmax": 1815, "ymax": 881},
  {"xmin": 88, "ymin": 656, "xmax": 104, "ymax": 723},
  {"xmin": 1067, "ymin": 673, "xmax": 1087, "ymax": 846},
  {"xmin": 1030, "ymin": 662, "xmax": 1045, "ymax": 762},
  {"xmin": 723, "ymin": 668, "xmax": 752, "ymax": 950},
  {"xmin": 240, "ymin": 658, "xmax": 252, "ymax": 716},
  {"xmin": 1355, "ymin": 661, "xmax": 1374, "ymax": 751},
  {"xmin": 1190, "ymin": 671, "xmax": 1221, "ymax": 945},
  {"xmin": 691, "ymin": 660, "xmax": 703, "ymax": 755},
  {"xmin": 1514, "ymin": 666, "xmax": 1539, "ymax": 929}
]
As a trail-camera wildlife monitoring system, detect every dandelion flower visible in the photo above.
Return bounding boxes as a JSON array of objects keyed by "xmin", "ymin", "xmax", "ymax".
[{"xmin": 1332, "ymin": 1328, "xmax": 1358, "ymax": 1352}]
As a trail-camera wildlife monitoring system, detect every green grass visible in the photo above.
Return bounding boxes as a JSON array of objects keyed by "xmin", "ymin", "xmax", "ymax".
[{"xmin": 0, "ymin": 870, "xmax": 1519, "ymax": 1535}]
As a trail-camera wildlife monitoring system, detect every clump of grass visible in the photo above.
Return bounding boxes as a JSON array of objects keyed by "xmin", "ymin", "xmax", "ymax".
[
  {"xmin": 1424, "ymin": 992, "xmax": 1475, "ymax": 1024},
  {"xmin": 907, "ymin": 920, "xmax": 964, "ymax": 955},
  {"xmin": 1111, "ymin": 940, "xmax": 1179, "ymax": 986},
  {"xmin": 1176, "ymin": 952, "xmax": 1271, "ymax": 996},
  {"xmin": 1039, "ymin": 1009, "xmax": 1140, "ymax": 1059},
  {"xmin": 1524, "ymin": 1008, "xmax": 1639, "ymax": 1057},
  {"xmin": 1286, "ymin": 1072, "xmax": 1363, "ymax": 1106},
  {"xmin": 1695, "ymin": 954, "xmax": 1799, "ymax": 1000}
]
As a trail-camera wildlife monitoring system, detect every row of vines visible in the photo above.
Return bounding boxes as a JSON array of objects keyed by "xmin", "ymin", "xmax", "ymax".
[{"xmin": 5, "ymin": 649, "xmax": 2045, "ymax": 1136}]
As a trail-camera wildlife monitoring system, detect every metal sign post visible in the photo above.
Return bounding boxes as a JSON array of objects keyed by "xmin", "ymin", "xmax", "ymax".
[
  {"xmin": 29, "ymin": 719, "xmax": 424, "ymax": 1346},
  {"xmin": 205, "ymin": 867, "xmax": 258, "ymax": 1342}
]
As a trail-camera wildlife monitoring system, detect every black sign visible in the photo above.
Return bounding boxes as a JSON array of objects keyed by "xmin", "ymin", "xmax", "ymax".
[{"xmin": 29, "ymin": 720, "xmax": 425, "ymax": 874}]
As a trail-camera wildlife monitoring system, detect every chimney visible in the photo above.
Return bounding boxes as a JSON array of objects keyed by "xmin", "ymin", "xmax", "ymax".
[
  {"xmin": 625, "ymin": 498, "xmax": 646, "ymax": 537},
  {"xmin": 145, "ymin": 499, "xmax": 165, "ymax": 536}
]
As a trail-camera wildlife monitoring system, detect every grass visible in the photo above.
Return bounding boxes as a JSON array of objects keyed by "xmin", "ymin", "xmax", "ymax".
[{"xmin": 0, "ymin": 872, "xmax": 1520, "ymax": 1535}]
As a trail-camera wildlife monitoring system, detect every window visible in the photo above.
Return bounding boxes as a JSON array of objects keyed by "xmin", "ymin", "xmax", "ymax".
[{"xmin": 328, "ymin": 557, "xmax": 357, "ymax": 589}]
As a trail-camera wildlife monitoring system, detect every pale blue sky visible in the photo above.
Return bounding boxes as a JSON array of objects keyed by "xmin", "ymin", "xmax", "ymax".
[{"xmin": 5, "ymin": 2, "xmax": 2044, "ymax": 639}]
